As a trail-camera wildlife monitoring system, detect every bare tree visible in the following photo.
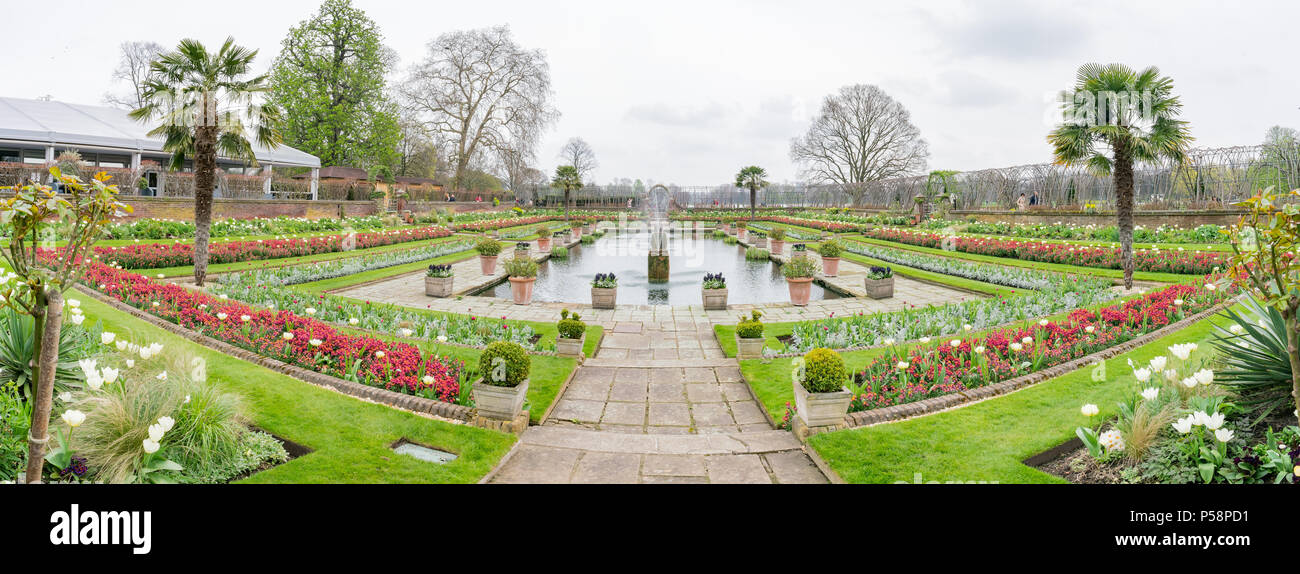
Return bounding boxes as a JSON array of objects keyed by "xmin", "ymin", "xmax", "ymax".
[
  {"xmin": 401, "ymin": 26, "xmax": 558, "ymax": 192},
  {"xmin": 789, "ymin": 84, "xmax": 929, "ymax": 206},
  {"xmin": 395, "ymin": 106, "xmax": 438, "ymax": 178},
  {"xmin": 103, "ymin": 41, "xmax": 165, "ymax": 109},
  {"xmin": 559, "ymin": 137, "xmax": 598, "ymax": 181}
]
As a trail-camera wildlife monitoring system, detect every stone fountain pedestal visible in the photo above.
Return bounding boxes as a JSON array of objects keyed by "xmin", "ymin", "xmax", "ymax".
[{"xmin": 648, "ymin": 250, "xmax": 670, "ymax": 283}]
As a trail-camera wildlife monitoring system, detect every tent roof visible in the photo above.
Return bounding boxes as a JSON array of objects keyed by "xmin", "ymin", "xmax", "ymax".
[{"xmin": 0, "ymin": 97, "xmax": 320, "ymax": 168}]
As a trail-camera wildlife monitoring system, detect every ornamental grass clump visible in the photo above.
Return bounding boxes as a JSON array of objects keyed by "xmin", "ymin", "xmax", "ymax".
[
  {"xmin": 801, "ymin": 348, "xmax": 848, "ymax": 393},
  {"xmin": 550, "ymin": 246, "xmax": 569, "ymax": 259},
  {"xmin": 503, "ymin": 256, "xmax": 538, "ymax": 278},
  {"xmin": 475, "ymin": 237, "xmax": 502, "ymax": 256},
  {"xmin": 745, "ymin": 247, "xmax": 770, "ymax": 261},
  {"xmin": 782, "ymin": 254, "xmax": 821, "ymax": 278},
  {"xmin": 736, "ymin": 310, "xmax": 764, "ymax": 339},
  {"xmin": 478, "ymin": 341, "xmax": 530, "ymax": 388},
  {"xmin": 557, "ymin": 309, "xmax": 586, "ymax": 340}
]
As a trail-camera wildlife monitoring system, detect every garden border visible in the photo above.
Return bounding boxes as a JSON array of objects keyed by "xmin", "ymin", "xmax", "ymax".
[
  {"xmin": 840, "ymin": 299, "xmax": 1234, "ymax": 430},
  {"xmin": 76, "ymin": 285, "xmax": 486, "ymax": 426}
]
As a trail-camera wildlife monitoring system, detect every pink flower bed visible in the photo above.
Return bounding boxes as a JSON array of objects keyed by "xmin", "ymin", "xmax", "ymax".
[
  {"xmin": 79, "ymin": 261, "xmax": 463, "ymax": 401},
  {"xmin": 845, "ymin": 282, "xmax": 1230, "ymax": 412},
  {"xmin": 863, "ymin": 228, "xmax": 1227, "ymax": 274},
  {"xmin": 96, "ymin": 226, "xmax": 454, "ymax": 269}
]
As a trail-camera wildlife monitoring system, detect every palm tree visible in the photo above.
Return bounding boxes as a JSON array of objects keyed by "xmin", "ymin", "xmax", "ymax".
[
  {"xmin": 734, "ymin": 166, "xmax": 768, "ymax": 221},
  {"xmin": 551, "ymin": 165, "xmax": 582, "ymax": 221},
  {"xmin": 130, "ymin": 37, "xmax": 283, "ymax": 286},
  {"xmin": 1048, "ymin": 63, "xmax": 1192, "ymax": 289}
]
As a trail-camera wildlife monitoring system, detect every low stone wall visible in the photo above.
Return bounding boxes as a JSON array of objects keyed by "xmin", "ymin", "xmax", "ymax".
[
  {"xmin": 120, "ymin": 196, "xmax": 378, "ymax": 222},
  {"xmin": 952, "ymin": 209, "xmax": 1244, "ymax": 228}
]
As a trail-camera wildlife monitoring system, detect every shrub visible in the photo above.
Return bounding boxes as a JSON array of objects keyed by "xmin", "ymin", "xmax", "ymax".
[
  {"xmin": 0, "ymin": 307, "xmax": 97, "ymax": 401},
  {"xmin": 801, "ymin": 348, "xmax": 847, "ymax": 393},
  {"xmin": 475, "ymin": 237, "xmax": 502, "ymax": 256},
  {"xmin": 768, "ymin": 227, "xmax": 786, "ymax": 241},
  {"xmin": 818, "ymin": 239, "xmax": 843, "ymax": 258},
  {"xmin": 591, "ymin": 273, "xmax": 618, "ymax": 288},
  {"xmin": 478, "ymin": 341, "xmax": 531, "ymax": 387},
  {"xmin": 736, "ymin": 310, "xmax": 764, "ymax": 339},
  {"xmin": 550, "ymin": 246, "xmax": 569, "ymax": 259},
  {"xmin": 0, "ymin": 382, "xmax": 30, "ymax": 480},
  {"xmin": 782, "ymin": 254, "xmax": 821, "ymax": 278},
  {"xmin": 745, "ymin": 247, "xmax": 770, "ymax": 261},
  {"xmin": 426, "ymin": 264, "xmax": 453, "ymax": 278},
  {"xmin": 504, "ymin": 256, "xmax": 539, "ymax": 278},
  {"xmin": 557, "ymin": 309, "xmax": 587, "ymax": 340},
  {"xmin": 535, "ymin": 225, "xmax": 552, "ymax": 238}
]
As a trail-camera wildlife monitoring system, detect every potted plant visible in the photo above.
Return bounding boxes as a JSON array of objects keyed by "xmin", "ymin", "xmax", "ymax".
[
  {"xmin": 513, "ymin": 241, "xmax": 531, "ymax": 260},
  {"xmin": 782, "ymin": 250, "xmax": 821, "ymax": 306},
  {"xmin": 582, "ymin": 219, "xmax": 594, "ymax": 234},
  {"xmin": 570, "ymin": 220, "xmax": 583, "ymax": 241},
  {"xmin": 768, "ymin": 227, "xmax": 786, "ymax": 255},
  {"xmin": 751, "ymin": 231, "xmax": 768, "ymax": 249},
  {"xmin": 504, "ymin": 256, "xmax": 539, "ymax": 305},
  {"xmin": 863, "ymin": 266, "xmax": 894, "ymax": 299},
  {"xmin": 818, "ymin": 239, "xmax": 843, "ymax": 277},
  {"xmin": 591, "ymin": 272, "xmax": 618, "ymax": 309},
  {"xmin": 736, "ymin": 221, "xmax": 747, "ymax": 241},
  {"xmin": 702, "ymin": 272, "xmax": 728, "ymax": 310},
  {"xmin": 476, "ymin": 237, "xmax": 502, "ymax": 275},
  {"xmin": 734, "ymin": 310, "xmax": 765, "ymax": 359},
  {"xmin": 472, "ymin": 341, "xmax": 531, "ymax": 420},
  {"xmin": 792, "ymin": 348, "xmax": 853, "ymax": 427},
  {"xmin": 535, "ymin": 225, "xmax": 553, "ymax": 252},
  {"xmin": 425, "ymin": 264, "xmax": 454, "ymax": 297},
  {"xmin": 555, "ymin": 309, "xmax": 586, "ymax": 358}
]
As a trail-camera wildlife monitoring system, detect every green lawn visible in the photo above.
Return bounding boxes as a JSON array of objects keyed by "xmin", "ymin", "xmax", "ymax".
[
  {"xmin": 849, "ymin": 236, "xmax": 1196, "ymax": 284},
  {"xmin": 806, "ymin": 315, "xmax": 1223, "ymax": 484},
  {"xmin": 940, "ymin": 228, "xmax": 1232, "ymax": 253},
  {"xmin": 75, "ymin": 290, "xmax": 516, "ymax": 484},
  {"xmin": 295, "ymin": 250, "xmax": 478, "ymax": 294}
]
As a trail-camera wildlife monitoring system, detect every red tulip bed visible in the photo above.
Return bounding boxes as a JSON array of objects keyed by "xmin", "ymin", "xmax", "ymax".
[
  {"xmin": 671, "ymin": 214, "xmax": 859, "ymax": 233},
  {"xmin": 863, "ymin": 228, "xmax": 1227, "ymax": 275},
  {"xmin": 78, "ymin": 260, "xmax": 465, "ymax": 401},
  {"xmin": 454, "ymin": 213, "xmax": 634, "ymax": 233},
  {"xmin": 845, "ymin": 281, "xmax": 1231, "ymax": 413},
  {"xmin": 96, "ymin": 226, "xmax": 455, "ymax": 270}
]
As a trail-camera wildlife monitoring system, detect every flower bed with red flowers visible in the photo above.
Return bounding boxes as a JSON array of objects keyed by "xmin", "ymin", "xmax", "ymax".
[
  {"xmin": 863, "ymin": 228, "xmax": 1227, "ymax": 275},
  {"xmin": 846, "ymin": 281, "xmax": 1231, "ymax": 413},
  {"xmin": 96, "ymin": 226, "xmax": 455, "ymax": 269},
  {"xmin": 453, "ymin": 213, "xmax": 634, "ymax": 233},
  {"xmin": 77, "ymin": 261, "xmax": 465, "ymax": 401},
  {"xmin": 671, "ymin": 214, "xmax": 860, "ymax": 233}
]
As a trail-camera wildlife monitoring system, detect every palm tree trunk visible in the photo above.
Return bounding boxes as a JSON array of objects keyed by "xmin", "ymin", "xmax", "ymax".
[
  {"xmin": 23, "ymin": 289, "xmax": 63, "ymax": 484},
  {"xmin": 749, "ymin": 187, "xmax": 756, "ymax": 221},
  {"xmin": 1113, "ymin": 140, "xmax": 1135, "ymax": 290},
  {"xmin": 193, "ymin": 125, "xmax": 217, "ymax": 287},
  {"xmin": 564, "ymin": 189, "xmax": 570, "ymax": 221}
]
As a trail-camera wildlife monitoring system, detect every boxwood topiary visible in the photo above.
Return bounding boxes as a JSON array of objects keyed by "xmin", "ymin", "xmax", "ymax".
[
  {"xmin": 557, "ymin": 309, "xmax": 587, "ymax": 340},
  {"xmin": 801, "ymin": 348, "xmax": 847, "ymax": 393},
  {"xmin": 735, "ymin": 310, "xmax": 764, "ymax": 339},
  {"xmin": 478, "ymin": 341, "xmax": 531, "ymax": 387}
]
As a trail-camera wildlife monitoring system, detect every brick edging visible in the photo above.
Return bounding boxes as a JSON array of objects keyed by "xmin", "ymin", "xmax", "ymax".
[
  {"xmin": 843, "ymin": 300, "xmax": 1234, "ymax": 429},
  {"xmin": 78, "ymin": 287, "xmax": 476, "ymax": 423}
]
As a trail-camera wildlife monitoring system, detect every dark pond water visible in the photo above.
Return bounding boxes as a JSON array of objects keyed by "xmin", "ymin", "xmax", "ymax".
[{"xmin": 480, "ymin": 228, "xmax": 838, "ymax": 306}]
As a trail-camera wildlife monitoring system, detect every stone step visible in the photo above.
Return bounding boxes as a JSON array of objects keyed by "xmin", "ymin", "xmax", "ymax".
[
  {"xmin": 518, "ymin": 426, "xmax": 802, "ymax": 456},
  {"xmin": 581, "ymin": 357, "xmax": 738, "ymax": 369}
]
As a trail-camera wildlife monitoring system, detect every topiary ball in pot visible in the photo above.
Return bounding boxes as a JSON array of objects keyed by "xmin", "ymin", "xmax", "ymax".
[
  {"xmin": 801, "ymin": 348, "xmax": 847, "ymax": 393},
  {"xmin": 478, "ymin": 341, "xmax": 531, "ymax": 387}
]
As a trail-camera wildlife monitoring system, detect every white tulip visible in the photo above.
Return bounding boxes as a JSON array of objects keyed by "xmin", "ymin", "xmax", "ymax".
[
  {"xmin": 1133, "ymin": 368, "xmax": 1152, "ymax": 383},
  {"xmin": 67, "ymin": 299, "xmax": 80, "ymax": 308},
  {"xmin": 1148, "ymin": 356, "xmax": 1167, "ymax": 372},
  {"xmin": 240, "ymin": 315, "xmax": 251, "ymax": 322},
  {"xmin": 919, "ymin": 337, "xmax": 931, "ymax": 344},
  {"xmin": 973, "ymin": 346, "xmax": 985, "ymax": 354},
  {"xmin": 58, "ymin": 392, "xmax": 72, "ymax": 402},
  {"xmin": 100, "ymin": 367, "xmax": 119, "ymax": 385},
  {"xmin": 436, "ymin": 335, "xmax": 448, "ymax": 343},
  {"xmin": 217, "ymin": 312, "xmax": 229, "ymax": 320},
  {"xmin": 950, "ymin": 339, "xmax": 961, "ymax": 348},
  {"xmin": 1204, "ymin": 412, "xmax": 1226, "ymax": 431},
  {"xmin": 1214, "ymin": 428, "xmax": 1235, "ymax": 443},
  {"xmin": 1084, "ymin": 325, "xmax": 1095, "ymax": 334},
  {"xmin": 282, "ymin": 332, "xmax": 294, "ymax": 341},
  {"xmin": 399, "ymin": 328, "xmax": 414, "ymax": 338},
  {"xmin": 101, "ymin": 332, "xmax": 116, "ymax": 345},
  {"xmin": 421, "ymin": 375, "xmax": 435, "ymax": 385},
  {"xmin": 1081, "ymin": 404, "xmax": 1099, "ymax": 417},
  {"xmin": 1038, "ymin": 320, "xmax": 1049, "ymax": 327},
  {"xmin": 305, "ymin": 308, "xmax": 317, "ymax": 315},
  {"xmin": 125, "ymin": 359, "xmax": 135, "ymax": 368},
  {"xmin": 147, "ymin": 424, "xmax": 165, "ymax": 442},
  {"xmin": 896, "ymin": 361, "xmax": 910, "ymax": 370},
  {"xmin": 1229, "ymin": 324, "xmax": 1245, "ymax": 335},
  {"xmin": 157, "ymin": 416, "xmax": 175, "ymax": 432},
  {"xmin": 156, "ymin": 371, "xmax": 167, "ymax": 381},
  {"xmin": 69, "ymin": 314, "xmax": 85, "ymax": 325},
  {"xmin": 375, "ymin": 351, "xmax": 385, "ymax": 359},
  {"xmin": 309, "ymin": 339, "xmax": 322, "ymax": 347},
  {"xmin": 142, "ymin": 439, "xmax": 160, "ymax": 454},
  {"xmin": 1140, "ymin": 387, "xmax": 1159, "ymax": 401},
  {"xmin": 61, "ymin": 409, "xmax": 86, "ymax": 427},
  {"xmin": 1010, "ymin": 343, "xmax": 1023, "ymax": 352},
  {"xmin": 1194, "ymin": 369, "xmax": 1214, "ymax": 386},
  {"xmin": 1172, "ymin": 417, "xmax": 1194, "ymax": 434}
]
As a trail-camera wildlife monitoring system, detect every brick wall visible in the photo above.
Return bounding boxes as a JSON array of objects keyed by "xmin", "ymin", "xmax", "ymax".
[
  {"xmin": 951, "ymin": 209, "xmax": 1245, "ymax": 228},
  {"xmin": 120, "ymin": 196, "xmax": 378, "ymax": 222}
]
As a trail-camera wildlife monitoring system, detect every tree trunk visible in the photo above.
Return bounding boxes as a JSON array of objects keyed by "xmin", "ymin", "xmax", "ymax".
[
  {"xmin": 1287, "ymin": 312, "xmax": 1300, "ymax": 427},
  {"xmin": 1113, "ymin": 140, "xmax": 1135, "ymax": 290},
  {"xmin": 193, "ymin": 125, "xmax": 218, "ymax": 287},
  {"xmin": 564, "ymin": 189, "xmax": 570, "ymax": 221},
  {"xmin": 24, "ymin": 289, "xmax": 63, "ymax": 484},
  {"xmin": 749, "ymin": 187, "xmax": 756, "ymax": 221}
]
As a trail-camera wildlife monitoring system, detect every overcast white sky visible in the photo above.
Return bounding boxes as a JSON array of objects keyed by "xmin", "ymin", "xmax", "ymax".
[{"xmin": 4, "ymin": 0, "xmax": 1296, "ymax": 185}]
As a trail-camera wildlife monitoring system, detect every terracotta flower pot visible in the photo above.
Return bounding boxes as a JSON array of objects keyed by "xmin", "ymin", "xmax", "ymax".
[
  {"xmin": 537, "ymin": 237, "xmax": 552, "ymax": 252},
  {"xmin": 738, "ymin": 228, "xmax": 747, "ymax": 241},
  {"xmin": 479, "ymin": 255, "xmax": 498, "ymax": 275},
  {"xmin": 821, "ymin": 256, "xmax": 841, "ymax": 277},
  {"xmin": 509, "ymin": 276, "xmax": 536, "ymax": 305},
  {"xmin": 425, "ymin": 275, "xmax": 454, "ymax": 297},
  {"xmin": 770, "ymin": 240, "xmax": 784, "ymax": 255},
  {"xmin": 787, "ymin": 276, "xmax": 813, "ymax": 306}
]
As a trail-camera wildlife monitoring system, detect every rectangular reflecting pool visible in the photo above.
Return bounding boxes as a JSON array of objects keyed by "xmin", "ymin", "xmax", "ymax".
[{"xmin": 478, "ymin": 228, "xmax": 839, "ymax": 306}]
